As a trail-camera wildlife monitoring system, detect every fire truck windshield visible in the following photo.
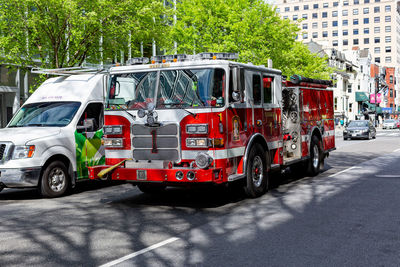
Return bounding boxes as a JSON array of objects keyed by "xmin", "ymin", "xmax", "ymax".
[{"xmin": 107, "ymin": 68, "xmax": 225, "ymax": 110}]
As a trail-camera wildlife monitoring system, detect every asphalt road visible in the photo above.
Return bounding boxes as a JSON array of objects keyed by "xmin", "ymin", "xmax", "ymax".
[{"xmin": 1, "ymin": 129, "xmax": 400, "ymax": 266}]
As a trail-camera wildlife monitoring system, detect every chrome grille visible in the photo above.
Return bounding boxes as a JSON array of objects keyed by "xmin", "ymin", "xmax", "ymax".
[{"xmin": 132, "ymin": 124, "xmax": 180, "ymax": 161}]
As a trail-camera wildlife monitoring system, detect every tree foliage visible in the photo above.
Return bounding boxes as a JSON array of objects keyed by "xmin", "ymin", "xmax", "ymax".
[
  {"xmin": 169, "ymin": 0, "xmax": 331, "ymax": 79},
  {"xmin": 0, "ymin": 0, "xmax": 171, "ymax": 68}
]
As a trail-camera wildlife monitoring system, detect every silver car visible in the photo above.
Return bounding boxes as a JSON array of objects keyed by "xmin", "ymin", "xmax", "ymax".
[{"xmin": 382, "ymin": 119, "xmax": 397, "ymax": 129}]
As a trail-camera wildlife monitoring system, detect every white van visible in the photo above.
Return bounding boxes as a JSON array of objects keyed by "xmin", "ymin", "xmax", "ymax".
[{"xmin": 0, "ymin": 73, "xmax": 106, "ymax": 197}]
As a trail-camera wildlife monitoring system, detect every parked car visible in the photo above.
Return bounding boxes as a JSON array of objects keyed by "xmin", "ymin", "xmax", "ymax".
[
  {"xmin": 396, "ymin": 120, "xmax": 400, "ymax": 129},
  {"xmin": 343, "ymin": 120, "xmax": 376, "ymax": 140},
  {"xmin": 382, "ymin": 119, "xmax": 397, "ymax": 129}
]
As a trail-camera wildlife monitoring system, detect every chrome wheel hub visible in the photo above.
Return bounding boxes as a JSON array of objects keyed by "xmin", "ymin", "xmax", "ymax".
[
  {"xmin": 49, "ymin": 167, "xmax": 66, "ymax": 192},
  {"xmin": 252, "ymin": 156, "xmax": 263, "ymax": 187},
  {"xmin": 312, "ymin": 145, "xmax": 319, "ymax": 169}
]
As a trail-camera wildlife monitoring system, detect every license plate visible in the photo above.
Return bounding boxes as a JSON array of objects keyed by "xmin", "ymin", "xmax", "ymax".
[
  {"xmin": 137, "ymin": 170, "xmax": 147, "ymax": 180},
  {"xmin": 352, "ymin": 133, "xmax": 357, "ymax": 137}
]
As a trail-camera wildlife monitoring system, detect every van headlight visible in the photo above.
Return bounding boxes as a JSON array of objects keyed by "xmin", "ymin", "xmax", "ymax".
[
  {"xmin": 12, "ymin": 145, "xmax": 35, "ymax": 159},
  {"xmin": 104, "ymin": 125, "xmax": 123, "ymax": 135},
  {"xmin": 103, "ymin": 138, "xmax": 124, "ymax": 148}
]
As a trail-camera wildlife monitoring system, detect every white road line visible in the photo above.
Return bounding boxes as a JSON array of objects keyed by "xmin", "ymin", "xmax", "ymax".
[
  {"xmin": 375, "ymin": 174, "xmax": 400, "ymax": 178},
  {"xmin": 99, "ymin": 237, "xmax": 180, "ymax": 267},
  {"xmin": 329, "ymin": 166, "xmax": 361, "ymax": 178}
]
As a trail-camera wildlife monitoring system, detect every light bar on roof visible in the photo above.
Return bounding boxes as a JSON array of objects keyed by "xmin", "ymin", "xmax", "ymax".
[
  {"xmin": 126, "ymin": 57, "xmax": 149, "ymax": 65},
  {"xmin": 197, "ymin": 52, "xmax": 238, "ymax": 60},
  {"xmin": 151, "ymin": 55, "xmax": 163, "ymax": 63}
]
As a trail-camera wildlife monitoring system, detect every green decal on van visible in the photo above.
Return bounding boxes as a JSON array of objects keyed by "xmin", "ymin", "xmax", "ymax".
[{"xmin": 75, "ymin": 129, "xmax": 105, "ymax": 179}]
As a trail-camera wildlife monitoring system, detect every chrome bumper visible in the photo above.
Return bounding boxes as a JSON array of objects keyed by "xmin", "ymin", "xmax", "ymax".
[{"xmin": 0, "ymin": 167, "xmax": 41, "ymax": 188}]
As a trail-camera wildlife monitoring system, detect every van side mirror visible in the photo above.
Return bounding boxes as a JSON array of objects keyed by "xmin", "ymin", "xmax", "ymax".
[{"xmin": 77, "ymin": 118, "xmax": 96, "ymax": 133}]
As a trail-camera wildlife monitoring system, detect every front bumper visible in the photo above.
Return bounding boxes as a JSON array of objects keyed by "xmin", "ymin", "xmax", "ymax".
[
  {"xmin": 343, "ymin": 132, "xmax": 369, "ymax": 139},
  {"xmin": 0, "ymin": 167, "xmax": 41, "ymax": 188},
  {"xmin": 89, "ymin": 165, "xmax": 224, "ymax": 184}
]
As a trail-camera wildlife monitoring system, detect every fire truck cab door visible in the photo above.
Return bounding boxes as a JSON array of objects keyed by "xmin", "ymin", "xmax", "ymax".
[{"xmin": 245, "ymin": 71, "xmax": 263, "ymax": 135}]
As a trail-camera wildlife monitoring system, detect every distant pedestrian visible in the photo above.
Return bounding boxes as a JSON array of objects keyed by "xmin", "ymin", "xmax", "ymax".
[{"xmin": 340, "ymin": 118, "xmax": 344, "ymax": 127}]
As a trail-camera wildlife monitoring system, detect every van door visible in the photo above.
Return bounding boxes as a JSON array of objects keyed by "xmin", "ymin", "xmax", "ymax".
[{"xmin": 75, "ymin": 102, "xmax": 105, "ymax": 179}]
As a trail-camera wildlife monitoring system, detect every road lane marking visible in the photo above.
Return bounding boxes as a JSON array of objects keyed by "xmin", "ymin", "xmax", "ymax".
[
  {"xmin": 375, "ymin": 174, "xmax": 400, "ymax": 178},
  {"xmin": 99, "ymin": 237, "xmax": 180, "ymax": 267},
  {"xmin": 329, "ymin": 166, "xmax": 361, "ymax": 178}
]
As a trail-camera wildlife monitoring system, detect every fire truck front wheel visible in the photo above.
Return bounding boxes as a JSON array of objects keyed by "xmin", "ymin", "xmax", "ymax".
[
  {"xmin": 307, "ymin": 136, "xmax": 324, "ymax": 176},
  {"xmin": 137, "ymin": 183, "xmax": 167, "ymax": 194},
  {"xmin": 244, "ymin": 144, "xmax": 269, "ymax": 198}
]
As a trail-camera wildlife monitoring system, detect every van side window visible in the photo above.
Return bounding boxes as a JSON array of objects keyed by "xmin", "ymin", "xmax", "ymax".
[
  {"xmin": 77, "ymin": 103, "xmax": 103, "ymax": 132},
  {"xmin": 252, "ymin": 74, "xmax": 261, "ymax": 105},
  {"xmin": 263, "ymin": 76, "xmax": 273, "ymax": 104}
]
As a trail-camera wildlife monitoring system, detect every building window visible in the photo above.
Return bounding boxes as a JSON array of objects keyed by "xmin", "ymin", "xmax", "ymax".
[
  {"xmin": 276, "ymin": 8, "xmax": 280, "ymax": 13},
  {"xmin": 374, "ymin": 27, "xmax": 380, "ymax": 33},
  {"xmin": 375, "ymin": 0, "xmax": 380, "ymax": 2},
  {"xmin": 323, "ymin": 31, "xmax": 328, "ymax": 37},
  {"xmin": 314, "ymin": 4, "xmax": 319, "ymax": 9},
  {"xmin": 385, "ymin": 36, "xmax": 391, "ymax": 42},
  {"xmin": 312, "ymin": 13, "xmax": 318, "ymax": 19},
  {"xmin": 364, "ymin": 28, "xmax": 369, "ymax": 34},
  {"xmin": 353, "ymin": 39, "xmax": 359, "ymax": 45},
  {"xmin": 390, "ymin": 75, "xmax": 393, "ymax": 84},
  {"xmin": 322, "ymin": 12, "xmax": 327, "ymax": 18},
  {"xmin": 364, "ymin": 18, "xmax": 369, "ymax": 24},
  {"xmin": 385, "ymin": 46, "xmax": 391, "ymax": 52},
  {"xmin": 334, "ymin": 98, "xmax": 338, "ymax": 110},
  {"xmin": 385, "ymin": 5, "xmax": 391, "ymax": 12},
  {"xmin": 343, "ymin": 30, "xmax": 348, "ymax": 36},
  {"xmin": 353, "ymin": 29, "xmax": 359, "ymax": 35},
  {"xmin": 293, "ymin": 15, "xmax": 298, "ymax": 21},
  {"xmin": 312, "ymin": 32, "xmax": 318, "ymax": 38},
  {"xmin": 353, "ymin": 9, "xmax": 359, "ymax": 15},
  {"xmin": 374, "ymin": 17, "xmax": 380, "ymax": 23},
  {"xmin": 343, "ymin": 39, "xmax": 348, "ymax": 45},
  {"xmin": 364, "ymin": 0, "xmax": 370, "ymax": 3},
  {"xmin": 374, "ymin": 7, "xmax": 380, "ymax": 13},
  {"xmin": 349, "ymin": 103, "xmax": 352, "ymax": 112},
  {"xmin": 389, "ymin": 90, "xmax": 393, "ymax": 97},
  {"xmin": 312, "ymin": 22, "xmax": 318, "ymax": 28},
  {"xmin": 353, "ymin": 19, "xmax": 359, "ymax": 25},
  {"xmin": 364, "ymin": 38, "xmax": 369, "ymax": 44},
  {"xmin": 348, "ymin": 84, "xmax": 352, "ymax": 93},
  {"xmin": 343, "ymin": 10, "xmax": 348, "ymax": 16},
  {"xmin": 332, "ymin": 11, "xmax": 338, "ymax": 17},
  {"xmin": 363, "ymin": 7, "xmax": 369, "ymax": 14},
  {"xmin": 343, "ymin": 0, "xmax": 349, "ymax": 5},
  {"xmin": 374, "ymin": 37, "xmax": 380, "ymax": 43},
  {"xmin": 304, "ymin": 4, "xmax": 309, "ymax": 10},
  {"xmin": 323, "ymin": 2, "xmax": 329, "ymax": 8},
  {"xmin": 322, "ymin": 22, "xmax": 328, "ymax": 28},
  {"xmin": 374, "ymin": 47, "xmax": 380, "ymax": 53},
  {"xmin": 294, "ymin": 6, "xmax": 299, "ymax": 11},
  {"xmin": 303, "ymin": 33, "xmax": 308, "ymax": 39},
  {"xmin": 343, "ymin": 20, "xmax": 348, "ymax": 26},
  {"xmin": 302, "ymin": 24, "xmax": 308, "ymax": 29},
  {"xmin": 333, "ymin": 2, "xmax": 338, "ymax": 6},
  {"xmin": 375, "ymin": 57, "xmax": 380, "ymax": 63},
  {"xmin": 354, "ymin": 0, "xmax": 359, "ymax": 3},
  {"xmin": 284, "ymin": 7, "xmax": 290, "ymax": 12},
  {"xmin": 333, "ymin": 40, "xmax": 338, "ymax": 46},
  {"xmin": 283, "ymin": 16, "xmax": 288, "ymax": 19},
  {"xmin": 385, "ymin": 57, "xmax": 391, "ymax": 63},
  {"xmin": 333, "ymin": 30, "xmax": 338, "ymax": 37},
  {"xmin": 385, "ymin": 26, "xmax": 391, "ymax": 33},
  {"xmin": 385, "ymin": 16, "xmax": 391, "ymax": 22},
  {"xmin": 333, "ymin": 21, "xmax": 338, "ymax": 26}
]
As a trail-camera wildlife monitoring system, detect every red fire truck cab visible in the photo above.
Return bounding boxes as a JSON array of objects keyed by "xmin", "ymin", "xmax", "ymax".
[{"xmin": 89, "ymin": 53, "xmax": 335, "ymax": 197}]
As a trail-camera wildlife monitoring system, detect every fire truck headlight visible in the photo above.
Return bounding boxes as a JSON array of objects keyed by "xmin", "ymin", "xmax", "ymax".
[
  {"xmin": 195, "ymin": 153, "xmax": 213, "ymax": 169},
  {"xmin": 186, "ymin": 138, "xmax": 208, "ymax": 148},
  {"xmin": 104, "ymin": 138, "xmax": 124, "ymax": 148},
  {"xmin": 186, "ymin": 124, "xmax": 208, "ymax": 134},
  {"xmin": 104, "ymin": 125, "xmax": 123, "ymax": 135}
]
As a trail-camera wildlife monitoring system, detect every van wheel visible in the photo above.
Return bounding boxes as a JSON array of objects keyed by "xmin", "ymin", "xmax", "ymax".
[
  {"xmin": 244, "ymin": 144, "xmax": 269, "ymax": 198},
  {"xmin": 0, "ymin": 185, "xmax": 3, "ymax": 193},
  {"xmin": 40, "ymin": 161, "xmax": 70, "ymax": 198},
  {"xmin": 137, "ymin": 184, "xmax": 166, "ymax": 194},
  {"xmin": 307, "ymin": 136, "xmax": 323, "ymax": 176}
]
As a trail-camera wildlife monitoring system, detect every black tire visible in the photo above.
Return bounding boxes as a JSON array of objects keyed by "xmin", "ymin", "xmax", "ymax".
[
  {"xmin": 307, "ymin": 136, "xmax": 323, "ymax": 176},
  {"xmin": 137, "ymin": 184, "xmax": 166, "ymax": 194},
  {"xmin": 40, "ymin": 161, "xmax": 70, "ymax": 198},
  {"xmin": 0, "ymin": 185, "xmax": 3, "ymax": 193},
  {"xmin": 244, "ymin": 144, "xmax": 269, "ymax": 198}
]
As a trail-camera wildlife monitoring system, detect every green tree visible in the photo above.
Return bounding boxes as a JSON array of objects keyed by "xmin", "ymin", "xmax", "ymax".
[
  {"xmin": 168, "ymin": 0, "xmax": 331, "ymax": 79},
  {"xmin": 0, "ymin": 0, "xmax": 171, "ymax": 68}
]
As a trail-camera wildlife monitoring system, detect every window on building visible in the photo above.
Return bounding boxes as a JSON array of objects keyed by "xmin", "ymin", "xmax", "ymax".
[
  {"xmin": 321, "ymin": 12, "xmax": 327, "ymax": 18},
  {"xmin": 348, "ymin": 84, "xmax": 352, "ymax": 93},
  {"xmin": 364, "ymin": 0, "xmax": 370, "ymax": 3},
  {"xmin": 343, "ymin": 20, "xmax": 348, "ymax": 26},
  {"xmin": 374, "ymin": 27, "xmax": 380, "ymax": 33},
  {"xmin": 302, "ymin": 24, "xmax": 308, "ymax": 29},
  {"xmin": 349, "ymin": 103, "xmax": 352, "ymax": 112},
  {"xmin": 343, "ymin": 30, "xmax": 348, "ymax": 36},
  {"xmin": 375, "ymin": 0, "xmax": 380, "ymax": 2},
  {"xmin": 374, "ymin": 7, "xmax": 380, "ymax": 13},
  {"xmin": 374, "ymin": 47, "xmax": 380, "ymax": 53},
  {"xmin": 333, "ymin": 40, "xmax": 338, "ymax": 46},
  {"xmin": 323, "ymin": 2, "xmax": 329, "ymax": 8},
  {"xmin": 283, "ymin": 16, "xmax": 288, "ymax": 19},
  {"xmin": 312, "ymin": 13, "xmax": 318, "ymax": 18},
  {"xmin": 374, "ymin": 17, "xmax": 380, "ymax": 23},
  {"xmin": 374, "ymin": 37, "xmax": 380, "ymax": 43},
  {"xmin": 322, "ymin": 22, "xmax": 328, "ymax": 28},
  {"xmin": 312, "ymin": 32, "xmax": 318, "ymax": 38},
  {"xmin": 385, "ymin": 46, "xmax": 391, "ymax": 52},
  {"xmin": 276, "ymin": 8, "xmax": 280, "ymax": 13},
  {"xmin": 343, "ymin": 10, "xmax": 348, "ymax": 16},
  {"xmin": 312, "ymin": 22, "xmax": 318, "ymax": 28},
  {"xmin": 363, "ymin": 7, "xmax": 369, "ymax": 14},
  {"xmin": 390, "ymin": 90, "xmax": 393, "ymax": 97},
  {"xmin": 353, "ymin": 39, "xmax": 359, "ymax": 45},
  {"xmin": 304, "ymin": 5, "xmax": 309, "ymax": 10},
  {"xmin": 385, "ymin": 26, "xmax": 391, "ymax": 32},
  {"xmin": 364, "ymin": 38, "xmax": 369, "ymax": 44},
  {"xmin": 385, "ymin": 16, "xmax": 391, "ymax": 22},
  {"xmin": 302, "ymin": 14, "xmax": 308, "ymax": 19},
  {"xmin": 353, "ymin": 9, "xmax": 359, "ymax": 15},
  {"xmin": 333, "ymin": 21, "xmax": 338, "ymax": 26},
  {"xmin": 353, "ymin": 29, "xmax": 359, "ymax": 34},
  {"xmin": 332, "ymin": 11, "xmax": 338, "ymax": 17},
  {"xmin": 343, "ymin": 0, "xmax": 349, "ymax": 5},
  {"xmin": 284, "ymin": 7, "xmax": 290, "ymax": 12},
  {"xmin": 385, "ymin": 5, "xmax": 391, "ymax": 12},
  {"xmin": 354, "ymin": 0, "xmax": 359, "ymax": 4},
  {"xmin": 385, "ymin": 36, "xmax": 391, "ymax": 42},
  {"xmin": 333, "ymin": 2, "xmax": 338, "ymax": 6},
  {"xmin": 385, "ymin": 56, "xmax": 391, "ymax": 63},
  {"xmin": 364, "ymin": 28, "xmax": 369, "ymax": 34},
  {"xmin": 343, "ymin": 39, "xmax": 348, "ymax": 45},
  {"xmin": 354, "ymin": 19, "xmax": 359, "ymax": 25},
  {"xmin": 390, "ymin": 75, "xmax": 393, "ymax": 84},
  {"xmin": 303, "ymin": 33, "xmax": 308, "ymax": 39},
  {"xmin": 294, "ymin": 6, "xmax": 299, "ymax": 11},
  {"xmin": 323, "ymin": 31, "xmax": 328, "ymax": 37},
  {"xmin": 333, "ymin": 30, "xmax": 338, "ymax": 37},
  {"xmin": 293, "ymin": 15, "xmax": 298, "ymax": 20},
  {"xmin": 314, "ymin": 4, "xmax": 319, "ymax": 9},
  {"xmin": 364, "ymin": 18, "xmax": 369, "ymax": 24},
  {"xmin": 334, "ymin": 97, "xmax": 338, "ymax": 110},
  {"xmin": 375, "ymin": 57, "xmax": 380, "ymax": 63}
]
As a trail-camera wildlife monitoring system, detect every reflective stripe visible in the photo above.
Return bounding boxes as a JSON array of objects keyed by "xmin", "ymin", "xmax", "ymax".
[
  {"xmin": 182, "ymin": 147, "xmax": 245, "ymax": 160},
  {"xmin": 105, "ymin": 149, "xmax": 132, "ymax": 159}
]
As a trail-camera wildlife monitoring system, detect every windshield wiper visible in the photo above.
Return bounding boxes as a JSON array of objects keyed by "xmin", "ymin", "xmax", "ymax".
[
  {"xmin": 107, "ymin": 103, "xmax": 137, "ymax": 120},
  {"xmin": 163, "ymin": 101, "xmax": 197, "ymax": 118},
  {"xmin": 26, "ymin": 123, "xmax": 45, "ymax": 127}
]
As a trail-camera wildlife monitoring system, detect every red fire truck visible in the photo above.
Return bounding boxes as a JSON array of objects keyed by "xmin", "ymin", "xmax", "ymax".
[{"xmin": 88, "ymin": 53, "xmax": 335, "ymax": 197}]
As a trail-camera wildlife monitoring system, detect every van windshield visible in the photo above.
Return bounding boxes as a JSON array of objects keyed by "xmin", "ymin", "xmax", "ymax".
[
  {"xmin": 107, "ymin": 68, "xmax": 225, "ymax": 110},
  {"xmin": 8, "ymin": 102, "xmax": 81, "ymax": 127}
]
